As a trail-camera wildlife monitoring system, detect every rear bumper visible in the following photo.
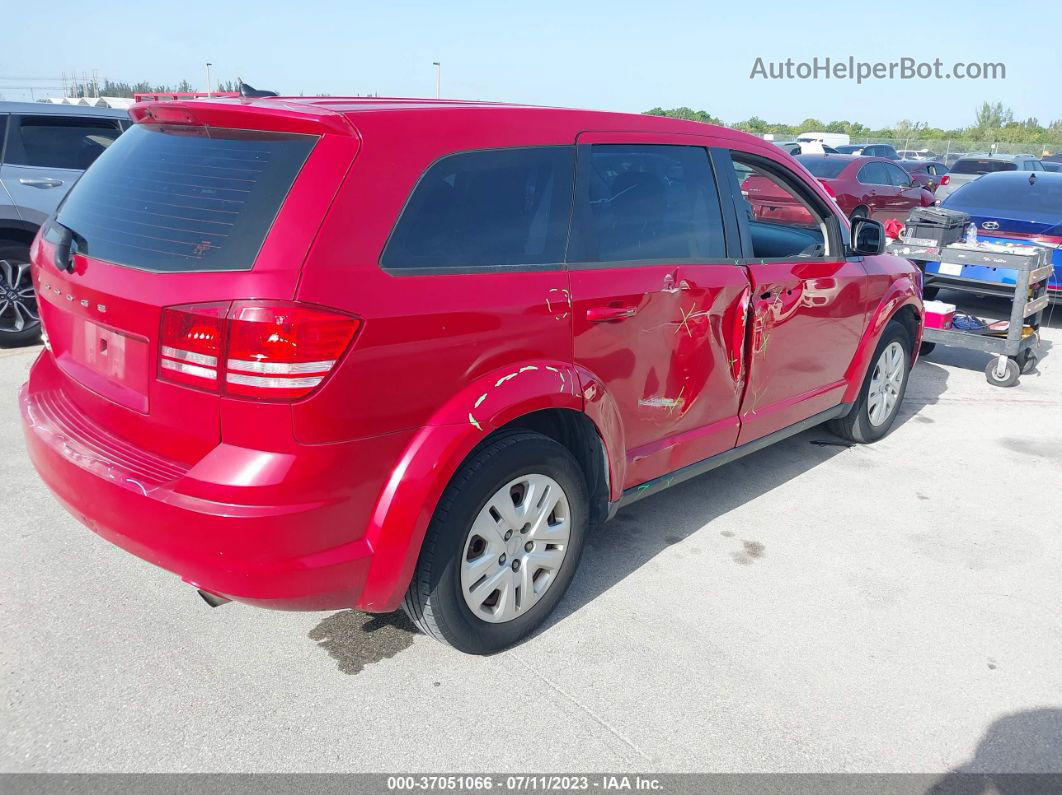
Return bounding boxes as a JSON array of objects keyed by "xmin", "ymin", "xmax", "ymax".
[{"xmin": 19, "ymin": 353, "xmax": 412, "ymax": 611}]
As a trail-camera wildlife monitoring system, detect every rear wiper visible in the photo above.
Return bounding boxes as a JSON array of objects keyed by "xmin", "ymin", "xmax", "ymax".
[{"xmin": 52, "ymin": 221, "xmax": 84, "ymax": 273}]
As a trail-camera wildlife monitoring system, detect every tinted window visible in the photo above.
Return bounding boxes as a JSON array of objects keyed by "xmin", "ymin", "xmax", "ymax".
[
  {"xmin": 943, "ymin": 175, "xmax": 1062, "ymax": 212},
  {"xmin": 55, "ymin": 124, "xmax": 316, "ymax": 272},
  {"xmin": 857, "ymin": 162, "xmax": 890, "ymax": 184},
  {"xmin": 582, "ymin": 145, "xmax": 724, "ymax": 262},
  {"xmin": 5, "ymin": 115, "xmax": 122, "ymax": 170},
  {"xmin": 952, "ymin": 159, "xmax": 1017, "ymax": 174},
  {"xmin": 382, "ymin": 147, "xmax": 574, "ymax": 269},
  {"xmin": 794, "ymin": 155, "xmax": 849, "ymax": 178},
  {"xmin": 885, "ymin": 164, "xmax": 912, "ymax": 186},
  {"xmin": 1026, "ymin": 160, "xmax": 1043, "ymax": 171}
]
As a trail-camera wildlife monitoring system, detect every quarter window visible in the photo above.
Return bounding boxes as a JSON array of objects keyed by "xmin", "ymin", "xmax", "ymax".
[
  {"xmin": 581, "ymin": 144, "xmax": 725, "ymax": 262},
  {"xmin": 382, "ymin": 147, "xmax": 574, "ymax": 269}
]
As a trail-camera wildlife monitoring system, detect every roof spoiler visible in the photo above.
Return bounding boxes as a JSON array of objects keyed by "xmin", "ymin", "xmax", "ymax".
[{"xmin": 129, "ymin": 99, "xmax": 357, "ymax": 137}]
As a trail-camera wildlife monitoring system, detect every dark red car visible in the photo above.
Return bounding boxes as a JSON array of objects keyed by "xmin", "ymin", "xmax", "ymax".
[
  {"xmin": 20, "ymin": 98, "xmax": 923, "ymax": 653},
  {"xmin": 795, "ymin": 154, "xmax": 935, "ymax": 222},
  {"xmin": 898, "ymin": 159, "xmax": 950, "ymax": 193}
]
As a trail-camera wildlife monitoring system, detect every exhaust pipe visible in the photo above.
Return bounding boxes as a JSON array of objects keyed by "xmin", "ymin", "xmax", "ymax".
[{"xmin": 197, "ymin": 589, "xmax": 232, "ymax": 608}]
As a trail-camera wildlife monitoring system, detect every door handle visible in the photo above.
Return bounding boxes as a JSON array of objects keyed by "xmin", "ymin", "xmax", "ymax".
[
  {"xmin": 19, "ymin": 178, "xmax": 64, "ymax": 188},
  {"xmin": 587, "ymin": 305, "xmax": 637, "ymax": 322}
]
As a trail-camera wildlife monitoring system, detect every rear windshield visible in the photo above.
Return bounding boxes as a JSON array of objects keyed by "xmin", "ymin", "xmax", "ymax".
[
  {"xmin": 55, "ymin": 124, "xmax": 317, "ymax": 272},
  {"xmin": 795, "ymin": 156, "xmax": 849, "ymax": 178},
  {"xmin": 951, "ymin": 159, "xmax": 1017, "ymax": 175},
  {"xmin": 943, "ymin": 175, "xmax": 1062, "ymax": 213}
]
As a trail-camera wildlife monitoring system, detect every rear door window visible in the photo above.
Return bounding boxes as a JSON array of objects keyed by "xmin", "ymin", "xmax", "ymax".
[
  {"xmin": 54, "ymin": 124, "xmax": 317, "ymax": 272},
  {"xmin": 857, "ymin": 162, "xmax": 890, "ymax": 185},
  {"xmin": 580, "ymin": 144, "xmax": 726, "ymax": 262},
  {"xmin": 382, "ymin": 147, "xmax": 575, "ymax": 269},
  {"xmin": 885, "ymin": 163, "xmax": 912, "ymax": 186},
  {"xmin": 5, "ymin": 115, "xmax": 122, "ymax": 170}
]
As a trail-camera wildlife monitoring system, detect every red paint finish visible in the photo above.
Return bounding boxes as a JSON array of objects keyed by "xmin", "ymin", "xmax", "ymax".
[
  {"xmin": 20, "ymin": 98, "xmax": 921, "ymax": 614},
  {"xmin": 738, "ymin": 258, "xmax": 869, "ymax": 443}
]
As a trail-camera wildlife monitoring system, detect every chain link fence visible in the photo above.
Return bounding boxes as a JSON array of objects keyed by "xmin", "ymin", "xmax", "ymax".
[{"xmin": 851, "ymin": 137, "xmax": 1062, "ymax": 158}]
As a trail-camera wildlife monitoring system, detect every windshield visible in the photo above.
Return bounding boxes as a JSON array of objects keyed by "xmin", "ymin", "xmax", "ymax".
[{"xmin": 55, "ymin": 124, "xmax": 317, "ymax": 272}]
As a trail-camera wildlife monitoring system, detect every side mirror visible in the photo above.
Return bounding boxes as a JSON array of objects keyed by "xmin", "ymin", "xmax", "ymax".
[{"xmin": 848, "ymin": 218, "xmax": 885, "ymax": 256}]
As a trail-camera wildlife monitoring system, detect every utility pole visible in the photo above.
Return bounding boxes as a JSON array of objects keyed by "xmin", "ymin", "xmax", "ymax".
[
  {"xmin": 433, "ymin": 61, "xmax": 441, "ymax": 99},
  {"xmin": 205, "ymin": 62, "xmax": 213, "ymax": 95}
]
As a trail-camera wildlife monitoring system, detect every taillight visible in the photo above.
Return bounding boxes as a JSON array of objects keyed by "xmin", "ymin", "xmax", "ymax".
[
  {"xmin": 940, "ymin": 175, "xmax": 950, "ymax": 186},
  {"xmin": 818, "ymin": 179, "xmax": 837, "ymax": 198},
  {"xmin": 159, "ymin": 301, "xmax": 360, "ymax": 400},
  {"xmin": 159, "ymin": 302, "xmax": 227, "ymax": 388}
]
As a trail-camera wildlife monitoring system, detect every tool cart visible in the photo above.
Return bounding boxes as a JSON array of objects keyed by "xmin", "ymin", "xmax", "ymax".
[{"xmin": 886, "ymin": 238, "xmax": 1051, "ymax": 387}]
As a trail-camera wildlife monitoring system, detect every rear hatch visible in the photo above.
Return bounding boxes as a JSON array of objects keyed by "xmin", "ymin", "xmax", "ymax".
[{"xmin": 31, "ymin": 100, "xmax": 360, "ymax": 465}]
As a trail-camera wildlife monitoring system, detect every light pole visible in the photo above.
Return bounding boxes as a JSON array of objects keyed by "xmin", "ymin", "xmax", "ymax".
[
  {"xmin": 205, "ymin": 62, "xmax": 213, "ymax": 96},
  {"xmin": 433, "ymin": 61, "xmax": 441, "ymax": 99}
]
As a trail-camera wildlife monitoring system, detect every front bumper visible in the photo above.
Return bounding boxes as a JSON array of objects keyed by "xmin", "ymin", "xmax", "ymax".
[{"xmin": 19, "ymin": 353, "xmax": 411, "ymax": 611}]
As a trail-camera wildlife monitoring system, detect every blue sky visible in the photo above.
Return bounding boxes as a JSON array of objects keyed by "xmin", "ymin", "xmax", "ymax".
[{"xmin": 4, "ymin": 0, "xmax": 1057, "ymax": 129}]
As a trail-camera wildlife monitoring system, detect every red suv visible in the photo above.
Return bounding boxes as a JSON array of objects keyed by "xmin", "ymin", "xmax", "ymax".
[{"xmin": 20, "ymin": 98, "xmax": 922, "ymax": 653}]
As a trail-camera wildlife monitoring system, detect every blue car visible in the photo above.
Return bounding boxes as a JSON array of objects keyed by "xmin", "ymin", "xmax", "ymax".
[{"xmin": 925, "ymin": 171, "xmax": 1062, "ymax": 304}]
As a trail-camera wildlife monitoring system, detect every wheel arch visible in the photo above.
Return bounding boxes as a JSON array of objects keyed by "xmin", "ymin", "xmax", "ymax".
[
  {"xmin": 354, "ymin": 361, "xmax": 620, "ymax": 612},
  {"xmin": 0, "ymin": 220, "xmax": 41, "ymax": 249},
  {"xmin": 843, "ymin": 281, "xmax": 923, "ymax": 404}
]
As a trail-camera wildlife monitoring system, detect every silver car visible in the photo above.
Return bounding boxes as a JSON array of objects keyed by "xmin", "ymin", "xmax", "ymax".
[
  {"xmin": 0, "ymin": 102, "xmax": 129, "ymax": 345},
  {"xmin": 934, "ymin": 154, "xmax": 1045, "ymax": 202}
]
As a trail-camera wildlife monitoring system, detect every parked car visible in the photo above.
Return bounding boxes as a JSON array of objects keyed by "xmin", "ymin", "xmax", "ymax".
[
  {"xmin": 1041, "ymin": 161, "xmax": 1062, "ymax": 173},
  {"xmin": 773, "ymin": 141, "xmax": 839, "ymax": 155},
  {"xmin": 835, "ymin": 144, "xmax": 900, "ymax": 160},
  {"xmin": 0, "ymin": 102, "xmax": 129, "ymax": 346},
  {"xmin": 924, "ymin": 171, "xmax": 1061, "ymax": 303},
  {"xmin": 942, "ymin": 152, "xmax": 968, "ymax": 168},
  {"xmin": 20, "ymin": 97, "xmax": 923, "ymax": 653},
  {"xmin": 935, "ymin": 154, "xmax": 1045, "ymax": 201},
  {"xmin": 898, "ymin": 159, "xmax": 950, "ymax": 192},
  {"xmin": 794, "ymin": 154, "xmax": 935, "ymax": 222},
  {"xmin": 796, "ymin": 132, "xmax": 850, "ymax": 149},
  {"xmin": 897, "ymin": 150, "xmax": 939, "ymax": 161}
]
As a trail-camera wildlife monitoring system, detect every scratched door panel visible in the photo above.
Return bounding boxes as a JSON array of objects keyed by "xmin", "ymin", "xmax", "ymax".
[{"xmin": 568, "ymin": 137, "xmax": 744, "ymax": 489}]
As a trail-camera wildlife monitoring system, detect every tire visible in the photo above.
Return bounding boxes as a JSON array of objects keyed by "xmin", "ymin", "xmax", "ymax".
[
  {"xmin": 850, "ymin": 206, "xmax": 869, "ymax": 222},
  {"xmin": 0, "ymin": 241, "xmax": 41, "ymax": 348},
  {"xmin": 985, "ymin": 357, "xmax": 1020, "ymax": 388},
  {"xmin": 921, "ymin": 285, "xmax": 940, "ymax": 300},
  {"xmin": 402, "ymin": 431, "xmax": 588, "ymax": 654},
  {"xmin": 919, "ymin": 341, "xmax": 936, "ymax": 356},
  {"xmin": 829, "ymin": 321, "xmax": 913, "ymax": 443}
]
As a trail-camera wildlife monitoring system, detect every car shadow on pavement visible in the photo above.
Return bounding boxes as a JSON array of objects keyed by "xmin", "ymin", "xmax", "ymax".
[
  {"xmin": 308, "ymin": 609, "xmax": 418, "ymax": 674},
  {"xmin": 925, "ymin": 708, "xmax": 1062, "ymax": 793},
  {"xmin": 307, "ymin": 354, "xmax": 950, "ymax": 664},
  {"xmin": 545, "ymin": 357, "xmax": 949, "ymax": 633}
]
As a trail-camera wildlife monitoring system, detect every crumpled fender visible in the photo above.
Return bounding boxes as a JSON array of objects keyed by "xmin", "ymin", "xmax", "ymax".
[
  {"xmin": 843, "ymin": 276, "xmax": 923, "ymax": 403},
  {"xmin": 355, "ymin": 359, "xmax": 623, "ymax": 612}
]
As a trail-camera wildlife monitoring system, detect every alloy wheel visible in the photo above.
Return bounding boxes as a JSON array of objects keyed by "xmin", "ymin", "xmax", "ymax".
[
  {"xmin": 460, "ymin": 473, "xmax": 571, "ymax": 623},
  {"xmin": 0, "ymin": 259, "xmax": 38, "ymax": 335},
  {"xmin": 867, "ymin": 341, "xmax": 905, "ymax": 426}
]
